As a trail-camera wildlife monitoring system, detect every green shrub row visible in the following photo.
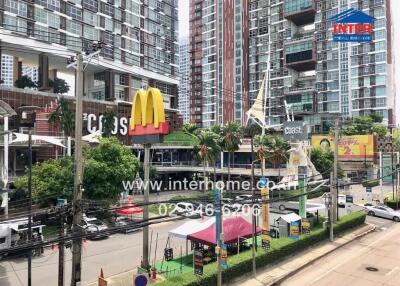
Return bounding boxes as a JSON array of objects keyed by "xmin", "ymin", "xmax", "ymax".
[
  {"xmin": 156, "ymin": 211, "xmax": 366, "ymax": 286},
  {"xmin": 385, "ymin": 200, "xmax": 400, "ymax": 210}
]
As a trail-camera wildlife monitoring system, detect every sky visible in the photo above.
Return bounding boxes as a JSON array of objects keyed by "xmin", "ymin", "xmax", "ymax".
[{"xmin": 178, "ymin": 0, "xmax": 189, "ymax": 41}]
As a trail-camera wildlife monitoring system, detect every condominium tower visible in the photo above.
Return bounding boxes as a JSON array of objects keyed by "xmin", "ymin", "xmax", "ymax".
[
  {"xmin": 189, "ymin": 0, "xmax": 250, "ymax": 127},
  {"xmin": 249, "ymin": 0, "xmax": 394, "ymax": 131}
]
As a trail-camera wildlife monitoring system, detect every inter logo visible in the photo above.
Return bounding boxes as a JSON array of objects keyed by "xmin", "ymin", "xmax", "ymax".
[{"xmin": 329, "ymin": 8, "xmax": 375, "ymax": 42}]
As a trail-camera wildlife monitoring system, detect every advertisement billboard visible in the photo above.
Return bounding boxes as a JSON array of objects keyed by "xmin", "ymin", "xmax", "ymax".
[{"xmin": 311, "ymin": 135, "xmax": 374, "ymax": 159}]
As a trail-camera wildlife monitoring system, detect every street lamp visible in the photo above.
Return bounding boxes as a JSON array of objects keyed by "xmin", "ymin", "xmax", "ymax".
[{"xmin": 16, "ymin": 105, "xmax": 41, "ymax": 286}]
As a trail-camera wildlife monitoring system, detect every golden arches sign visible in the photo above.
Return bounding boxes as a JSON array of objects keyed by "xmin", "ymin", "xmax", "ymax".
[{"xmin": 129, "ymin": 88, "xmax": 169, "ymax": 137}]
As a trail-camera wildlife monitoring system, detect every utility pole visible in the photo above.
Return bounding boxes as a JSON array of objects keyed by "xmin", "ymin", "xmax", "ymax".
[
  {"xmin": 250, "ymin": 134, "xmax": 256, "ymax": 276},
  {"xmin": 141, "ymin": 144, "xmax": 151, "ymax": 270},
  {"xmin": 216, "ymin": 188, "xmax": 223, "ymax": 286},
  {"xmin": 3, "ymin": 116, "xmax": 8, "ymax": 219},
  {"xmin": 71, "ymin": 53, "xmax": 84, "ymax": 286},
  {"xmin": 329, "ymin": 173, "xmax": 334, "ymax": 242},
  {"xmin": 332, "ymin": 118, "xmax": 339, "ymax": 223},
  {"xmin": 27, "ymin": 128, "xmax": 32, "ymax": 286},
  {"xmin": 58, "ymin": 206, "xmax": 65, "ymax": 286}
]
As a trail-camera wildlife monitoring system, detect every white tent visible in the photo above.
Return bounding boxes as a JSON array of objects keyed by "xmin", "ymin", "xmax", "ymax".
[{"xmin": 168, "ymin": 219, "xmax": 214, "ymax": 239}]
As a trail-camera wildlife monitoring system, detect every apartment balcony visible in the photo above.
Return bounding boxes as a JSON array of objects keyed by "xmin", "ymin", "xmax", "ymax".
[
  {"xmin": 284, "ymin": 39, "xmax": 316, "ymax": 72},
  {"xmin": 284, "ymin": 0, "xmax": 316, "ymax": 25}
]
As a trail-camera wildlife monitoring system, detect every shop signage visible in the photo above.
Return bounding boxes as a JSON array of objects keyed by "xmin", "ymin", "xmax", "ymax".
[{"xmin": 194, "ymin": 249, "xmax": 203, "ymax": 276}]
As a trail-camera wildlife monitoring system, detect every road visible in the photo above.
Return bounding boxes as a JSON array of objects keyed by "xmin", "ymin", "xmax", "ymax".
[
  {"xmin": 0, "ymin": 185, "xmax": 396, "ymax": 286},
  {"xmin": 282, "ymin": 216, "xmax": 400, "ymax": 286},
  {"xmin": 0, "ymin": 218, "xmax": 188, "ymax": 286}
]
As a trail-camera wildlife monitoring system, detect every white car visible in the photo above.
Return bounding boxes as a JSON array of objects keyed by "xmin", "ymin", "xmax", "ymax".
[
  {"xmin": 174, "ymin": 202, "xmax": 201, "ymax": 217},
  {"xmin": 321, "ymin": 193, "xmax": 347, "ymax": 207},
  {"xmin": 82, "ymin": 216, "xmax": 109, "ymax": 239},
  {"xmin": 338, "ymin": 194, "xmax": 346, "ymax": 207},
  {"xmin": 364, "ymin": 205, "xmax": 400, "ymax": 222},
  {"xmin": 235, "ymin": 195, "xmax": 253, "ymax": 203}
]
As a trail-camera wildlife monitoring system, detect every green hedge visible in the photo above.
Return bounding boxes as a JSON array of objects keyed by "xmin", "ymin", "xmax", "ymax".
[
  {"xmin": 385, "ymin": 200, "xmax": 400, "ymax": 210},
  {"xmin": 156, "ymin": 212, "xmax": 366, "ymax": 286}
]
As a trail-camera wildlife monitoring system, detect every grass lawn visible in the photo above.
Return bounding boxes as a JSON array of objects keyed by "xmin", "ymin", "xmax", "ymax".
[
  {"xmin": 156, "ymin": 254, "xmax": 194, "ymax": 278},
  {"xmin": 42, "ymin": 225, "xmax": 59, "ymax": 238}
]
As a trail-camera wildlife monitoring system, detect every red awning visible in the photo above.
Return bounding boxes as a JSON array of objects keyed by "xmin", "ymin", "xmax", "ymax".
[
  {"xmin": 116, "ymin": 205, "xmax": 143, "ymax": 216},
  {"xmin": 187, "ymin": 217, "xmax": 262, "ymax": 246}
]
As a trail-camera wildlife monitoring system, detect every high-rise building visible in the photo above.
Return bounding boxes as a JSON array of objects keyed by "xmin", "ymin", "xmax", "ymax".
[
  {"xmin": 189, "ymin": 0, "xmax": 249, "ymax": 128},
  {"xmin": 0, "ymin": 0, "xmax": 179, "ymax": 107},
  {"xmin": 0, "ymin": 55, "xmax": 14, "ymax": 86},
  {"xmin": 249, "ymin": 0, "xmax": 395, "ymax": 131},
  {"xmin": 179, "ymin": 39, "xmax": 190, "ymax": 123},
  {"xmin": 1, "ymin": 54, "xmax": 39, "ymax": 87}
]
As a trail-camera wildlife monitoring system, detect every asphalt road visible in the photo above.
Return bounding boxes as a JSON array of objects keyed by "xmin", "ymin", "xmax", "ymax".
[
  {"xmin": 282, "ymin": 216, "xmax": 400, "ymax": 286},
  {"xmin": 0, "ymin": 219, "xmax": 189, "ymax": 286}
]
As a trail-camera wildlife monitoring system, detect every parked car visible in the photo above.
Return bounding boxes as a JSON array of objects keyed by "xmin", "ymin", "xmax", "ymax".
[
  {"xmin": 364, "ymin": 205, "xmax": 400, "ymax": 222},
  {"xmin": 321, "ymin": 193, "xmax": 347, "ymax": 207},
  {"xmin": 174, "ymin": 202, "xmax": 201, "ymax": 218},
  {"xmin": 338, "ymin": 194, "xmax": 346, "ymax": 207},
  {"xmin": 114, "ymin": 217, "xmax": 141, "ymax": 234},
  {"xmin": 82, "ymin": 215, "xmax": 109, "ymax": 239}
]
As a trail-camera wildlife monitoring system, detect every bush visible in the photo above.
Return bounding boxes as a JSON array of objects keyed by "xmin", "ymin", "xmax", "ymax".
[
  {"xmin": 362, "ymin": 180, "xmax": 379, "ymax": 188},
  {"xmin": 156, "ymin": 212, "xmax": 366, "ymax": 286},
  {"xmin": 385, "ymin": 200, "xmax": 400, "ymax": 210}
]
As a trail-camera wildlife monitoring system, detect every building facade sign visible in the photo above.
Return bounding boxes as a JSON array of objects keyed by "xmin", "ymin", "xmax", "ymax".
[{"xmin": 329, "ymin": 8, "xmax": 375, "ymax": 42}]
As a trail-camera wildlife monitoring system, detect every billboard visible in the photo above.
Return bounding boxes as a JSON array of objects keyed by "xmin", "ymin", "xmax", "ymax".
[
  {"xmin": 329, "ymin": 8, "xmax": 375, "ymax": 43},
  {"xmin": 311, "ymin": 135, "xmax": 374, "ymax": 159}
]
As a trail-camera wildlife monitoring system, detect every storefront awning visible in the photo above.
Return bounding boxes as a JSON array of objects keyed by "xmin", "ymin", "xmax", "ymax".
[{"xmin": 168, "ymin": 219, "xmax": 214, "ymax": 239}]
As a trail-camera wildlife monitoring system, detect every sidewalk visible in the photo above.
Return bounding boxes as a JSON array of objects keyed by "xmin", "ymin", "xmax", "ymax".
[{"xmin": 231, "ymin": 223, "xmax": 376, "ymax": 286}]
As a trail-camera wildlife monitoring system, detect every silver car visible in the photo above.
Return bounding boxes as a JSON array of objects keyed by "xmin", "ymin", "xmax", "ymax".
[{"xmin": 364, "ymin": 205, "xmax": 400, "ymax": 222}]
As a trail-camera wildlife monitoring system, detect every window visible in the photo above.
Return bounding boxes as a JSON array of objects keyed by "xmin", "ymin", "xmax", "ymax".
[
  {"xmin": 83, "ymin": 0, "xmax": 98, "ymax": 12},
  {"xmin": 3, "ymin": 15, "xmax": 27, "ymax": 34},
  {"xmin": 105, "ymin": 18, "xmax": 113, "ymax": 31},
  {"xmin": 66, "ymin": 5, "xmax": 82, "ymax": 21},
  {"xmin": 5, "ymin": 0, "xmax": 27, "ymax": 17},
  {"xmin": 84, "ymin": 11, "xmax": 98, "ymax": 26},
  {"xmin": 83, "ymin": 25, "xmax": 98, "ymax": 41},
  {"xmin": 66, "ymin": 20, "xmax": 82, "ymax": 36}
]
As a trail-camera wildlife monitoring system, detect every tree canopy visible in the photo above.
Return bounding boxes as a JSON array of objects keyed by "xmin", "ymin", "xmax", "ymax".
[
  {"xmin": 15, "ymin": 137, "xmax": 139, "ymax": 205},
  {"xmin": 341, "ymin": 115, "xmax": 387, "ymax": 137}
]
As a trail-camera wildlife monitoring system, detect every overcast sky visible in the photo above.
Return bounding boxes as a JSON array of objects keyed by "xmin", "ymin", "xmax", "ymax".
[{"xmin": 178, "ymin": 0, "xmax": 189, "ymax": 41}]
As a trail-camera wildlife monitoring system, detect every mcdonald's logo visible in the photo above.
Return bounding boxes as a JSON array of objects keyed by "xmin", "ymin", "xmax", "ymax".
[{"xmin": 129, "ymin": 88, "xmax": 169, "ymax": 137}]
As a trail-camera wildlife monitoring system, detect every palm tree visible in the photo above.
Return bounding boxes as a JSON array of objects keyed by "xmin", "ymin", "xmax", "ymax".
[
  {"xmin": 193, "ymin": 130, "xmax": 221, "ymax": 190},
  {"xmin": 101, "ymin": 109, "xmax": 117, "ymax": 137},
  {"xmin": 48, "ymin": 98, "xmax": 75, "ymax": 155},
  {"xmin": 221, "ymin": 122, "xmax": 243, "ymax": 192},
  {"xmin": 182, "ymin": 122, "xmax": 198, "ymax": 134},
  {"xmin": 261, "ymin": 135, "xmax": 290, "ymax": 181},
  {"xmin": 255, "ymin": 135, "xmax": 267, "ymax": 177}
]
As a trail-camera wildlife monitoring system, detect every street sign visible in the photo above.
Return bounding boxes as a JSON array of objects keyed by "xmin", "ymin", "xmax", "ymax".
[
  {"xmin": 290, "ymin": 221, "xmax": 300, "ymax": 240},
  {"xmin": 221, "ymin": 244, "xmax": 228, "ymax": 269},
  {"xmin": 259, "ymin": 177, "xmax": 268, "ymax": 188},
  {"xmin": 283, "ymin": 121, "xmax": 308, "ymax": 141},
  {"xmin": 261, "ymin": 230, "xmax": 271, "ymax": 250},
  {"xmin": 365, "ymin": 186, "xmax": 372, "ymax": 204},
  {"xmin": 301, "ymin": 218, "xmax": 311, "ymax": 234},
  {"xmin": 298, "ymin": 166, "xmax": 307, "ymax": 218},
  {"xmin": 214, "ymin": 189, "xmax": 220, "ymax": 244},
  {"xmin": 133, "ymin": 274, "xmax": 148, "ymax": 286},
  {"xmin": 346, "ymin": 195, "xmax": 354, "ymax": 214},
  {"xmin": 194, "ymin": 249, "xmax": 203, "ymax": 275},
  {"xmin": 261, "ymin": 187, "xmax": 270, "ymax": 231}
]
